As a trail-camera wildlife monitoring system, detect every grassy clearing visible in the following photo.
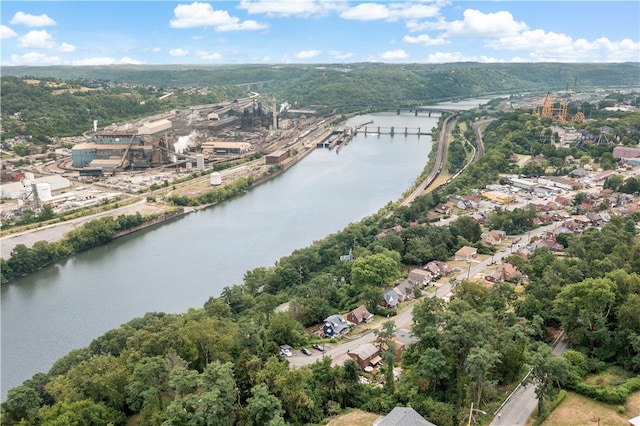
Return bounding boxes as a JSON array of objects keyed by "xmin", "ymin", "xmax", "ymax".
[
  {"xmin": 584, "ymin": 367, "xmax": 635, "ymax": 387},
  {"xmin": 538, "ymin": 391, "xmax": 640, "ymax": 426}
]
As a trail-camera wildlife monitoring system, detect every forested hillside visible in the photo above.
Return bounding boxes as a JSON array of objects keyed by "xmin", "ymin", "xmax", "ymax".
[
  {"xmin": 2, "ymin": 105, "xmax": 640, "ymax": 425},
  {"xmin": 2, "ymin": 62, "xmax": 638, "ymax": 142}
]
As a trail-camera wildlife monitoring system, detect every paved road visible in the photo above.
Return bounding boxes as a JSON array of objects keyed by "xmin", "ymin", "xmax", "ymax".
[
  {"xmin": 489, "ymin": 336, "xmax": 569, "ymax": 426},
  {"xmin": 0, "ymin": 199, "xmax": 150, "ymax": 259}
]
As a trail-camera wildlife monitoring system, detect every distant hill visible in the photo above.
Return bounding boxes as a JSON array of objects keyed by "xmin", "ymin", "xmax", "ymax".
[{"xmin": 2, "ymin": 62, "xmax": 638, "ymax": 139}]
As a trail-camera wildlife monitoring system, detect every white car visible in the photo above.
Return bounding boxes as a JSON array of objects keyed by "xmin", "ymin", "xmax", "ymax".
[{"xmin": 280, "ymin": 345, "xmax": 293, "ymax": 357}]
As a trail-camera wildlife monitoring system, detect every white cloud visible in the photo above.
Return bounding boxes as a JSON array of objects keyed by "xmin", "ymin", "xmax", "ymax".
[
  {"xmin": 196, "ymin": 50, "xmax": 222, "ymax": 60},
  {"xmin": 388, "ymin": 3, "xmax": 440, "ymax": 21},
  {"xmin": 10, "ymin": 11, "xmax": 56, "ymax": 27},
  {"xmin": 423, "ymin": 51, "xmax": 500, "ymax": 63},
  {"xmin": 9, "ymin": 52, "xmax": 61, "ymax": 65},
  {"xmin": 341, "ymin": 2, "xmax": 441, "ymax": 22},
  {"xmin": 329, "ymin": 50, "xmax": 353, "ymax": 60},
  {"xmin": 71, "ymin": 57, "xmax": 144, "ymax": 66},
  {"xmin": 1, "ymin": 25, "xmax": 18, "ymax": 39},
  {"xmin": 406, "ymin": 17, "xmax": 449, "ymax": 33},
  {"xmin": 169, "ymin": 48, "xmax": 189, "ymax": 57},
  {"xmin": 59, "ymin": 42, "xmax": 76, "ymax": 53},
  {"xmin": 340, "ymin": 3, "xmax": 390, "ymax": 21},
  {"xmin": 295, "ymin": 49, "xmax": 322, "ymax": 59},
  {"xmin": 18, "ymin": 30, "xmax": 55, "ymax": 49},
  {"xmin": 403, "ymin": 34, "xmax": 446, "ymax": 46},
  {"xmin": 239, "ymin": 0, "xmax": 332, "ymax": 17},
  {"xmin": 380, "ymin": 49, "xmax": 409, "ymax": 60},
  {"xmin": 487, "ymin": 30, "xmax": 640, "ymax": 62},
  {"xmin": 446, "ymin": 9, "xmax": 528, "ymax": 38},
  {"xmin": 170, "ymin": 2, "xmax": 268, "ymax": 31}
]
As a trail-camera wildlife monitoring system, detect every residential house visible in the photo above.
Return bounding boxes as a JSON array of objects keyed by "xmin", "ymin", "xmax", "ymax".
[
  {"xmin": 346, "ymin": 305, "xmax": 374, "ymax": 325},
  {"xmin": 383, "ymin": 289, "xmax": 399, "ymax": 309},
  {"xmin": 393, "ymin": 281, "xmax": 415, "ymax": 302},
  {"xmin": 374, "ymin": 407, "xmax": 437, "ymax": 426},
  {"xmin": 380, "ymin": 336, "xmax": 407, "ymax": 363},
  {"xmin": 408, "ymin": 269, "xmax": 432, "ymax": 287},
  {"xmin": 423, "ymin": 260, "xmax": 452, "ymax": 278},
  {"xmin": 434, "ymin": 203, "xmax": 453, "ymax": 216},
  {"xmin": 554, "ymin": 195, "xmax": 571, "ymax": 206},
  {"xmin": 485, "ymin": 263, "xmax": 522, "ymax": 283},
  {"xmin": 462, "ymin": 195, "xmax": 482, "ymax": 209},
  {"xmin": 530, "ymin": 233, "xmax": 564, "ymax": 252},
  {"xmin": 347, "ymin": 342, "xmax": 381, "ymax": 370},
  {"xmin": 322, "ymin": 314, "xmax": 350, "ymax": 338},
  {"xmin": 481, "ymin": 230, "xmax": 507, "ymax": 246},
  {"xmin": 454, "ymin": 246, "xmax": 477, "ymax": 261},
  {"xmin": 561, "ymin": 220, "xmax": 581, "ymax": 233}
]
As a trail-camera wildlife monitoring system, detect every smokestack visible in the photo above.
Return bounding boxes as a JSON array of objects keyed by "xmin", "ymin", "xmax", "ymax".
[{"xmin": 272, "ymin": 96, "xmax": 277, "ymax": 130}]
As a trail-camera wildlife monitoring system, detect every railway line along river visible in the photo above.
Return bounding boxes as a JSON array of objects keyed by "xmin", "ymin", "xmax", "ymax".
[{"xmin": 1, "ymin": 100, "xmax": 486, "ymax": 399}]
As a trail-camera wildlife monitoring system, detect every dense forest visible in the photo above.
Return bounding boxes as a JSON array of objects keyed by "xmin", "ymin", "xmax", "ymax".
[
  {"xmin": 2, "ymin": 62, "xmax": 639, "ymax": 143},
  {"xmin": 2, "ymin": 95, "xmax": 640, "ymax": 424}
]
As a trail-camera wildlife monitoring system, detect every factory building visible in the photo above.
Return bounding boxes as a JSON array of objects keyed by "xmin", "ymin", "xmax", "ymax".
[
  {"xmin": 481, "ymin": 190, "xmax": 516, "ymax": 204},
  {"xmin": 201, "ymin": 141, "xmax": 251, "ymax": 155},
  {"xmin": 1, "ymin": 175, "xmax": 71, "ymax": 200},
  {"xmin": 265, "ymin": 149, "xmax": 290, "ymax": 164},
  {"xmin": 71, "ymin": 132, "xmax": 153, "ymax": 169},
  {"xmin": 138, "ymin": 118, "xmax": 172, "ymax": 136}
]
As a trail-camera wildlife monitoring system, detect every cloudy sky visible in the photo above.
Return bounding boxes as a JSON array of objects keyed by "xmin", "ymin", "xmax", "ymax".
[{"xmin": 1, "ymin": 1, "xmax": 639, "ymax": 66}]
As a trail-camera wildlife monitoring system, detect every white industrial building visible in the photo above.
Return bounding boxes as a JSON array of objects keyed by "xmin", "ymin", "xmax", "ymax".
[
  {"xmin": 138, "ymin": 118, "xmax": 172, "ymax": 135},
  {"xmin": 0, "ymin": 175, "xmax": 71, "ymax": 200}
]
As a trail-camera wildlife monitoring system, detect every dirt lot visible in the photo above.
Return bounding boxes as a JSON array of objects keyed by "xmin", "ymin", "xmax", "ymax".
[{"xmin": 325, "ymin": 410, "xmax": 380, "ymax": 426}]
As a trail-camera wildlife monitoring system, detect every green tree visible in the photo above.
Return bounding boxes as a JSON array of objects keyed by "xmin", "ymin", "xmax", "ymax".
[
  {"xmin": 266, "ymin": 312, "xmax": 305, "ymax": 347},
  {"xmin": 554, "ymin": 277, "xmax": 616, "ymax": 355},
  {"xmin": 525, "ymin": 342, "xmax": 567, "ymax": 416},
  {"xmin": 39, "ymin": 399, "xmax": 126, "ymax": 426},
  {"xmin": 126, "ymin": 356, "xmax": 170, "ymax": 413},
  {"xmin": 603, "ymin": 174, "xmax": 624, "ymax": 191},
  {"xmin": 240, "ymin": 383, "xmax": 286, "ymax": 426},
  {"xmin": 464, "ymin": 344, "xmax": 500, "ymax": 409},
  {"xmin": 1, "ymin": 385, "xmax": 42, "ymax": 425},
  {"xmin": 350, "ymin": 252, "xmax": 401, "ymax": 288},
  {"xmin": 450, "ymin": 215, "xmax": 482, "ymax": 243}
]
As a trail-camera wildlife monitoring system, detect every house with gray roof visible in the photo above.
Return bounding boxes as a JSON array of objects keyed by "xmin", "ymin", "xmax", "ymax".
[
  {"xmin": 374, "ymin": 407, "xmax": 437, "ymax": 426},
  {"xmin": 322, "ymin": 314, "xmax": 350, "ymax": 338}
]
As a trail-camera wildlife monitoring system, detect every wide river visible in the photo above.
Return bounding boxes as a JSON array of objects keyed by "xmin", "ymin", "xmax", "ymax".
[{"xmin": 1, "ymin": 100, "xmax": 486, "ymax": 399}]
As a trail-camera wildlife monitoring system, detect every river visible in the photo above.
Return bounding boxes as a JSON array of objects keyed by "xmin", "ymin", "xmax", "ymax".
[{"xmin": 1, "ymin": 100, "xmax": 487, "ymax": 399}]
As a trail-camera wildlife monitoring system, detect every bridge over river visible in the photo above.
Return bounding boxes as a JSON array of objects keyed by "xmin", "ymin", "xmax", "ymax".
[{"xmin": 396, "ymin": 106, "xmax": 465, "ymax": 116}]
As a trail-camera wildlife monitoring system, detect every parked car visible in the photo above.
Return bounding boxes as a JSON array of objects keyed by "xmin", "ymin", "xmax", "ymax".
[
  {"xmin": 301, "ymin": 347, "xmax": 312, "ymax": 356},
  {"xmin": 280, "ymin": 344, "xmax": 293, "ymax": 357},
  {"xmin": 312, "ymin": 343, "xmax": 325, "ymax": 352}
]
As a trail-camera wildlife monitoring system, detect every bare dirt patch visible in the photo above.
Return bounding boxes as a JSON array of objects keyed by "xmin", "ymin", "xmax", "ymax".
[{"xmin": 325, "ymin": 410, "xmax": 380, "ymax": 426}]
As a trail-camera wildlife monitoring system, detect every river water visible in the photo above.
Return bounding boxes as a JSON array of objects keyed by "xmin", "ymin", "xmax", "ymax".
[{"xmin": 1, "ymin": 101, "xmax": 487, "ymax": 399}]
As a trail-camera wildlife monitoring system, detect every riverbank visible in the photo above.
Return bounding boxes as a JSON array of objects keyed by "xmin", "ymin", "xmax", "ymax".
[{"xmin": 0, "ymin": 138, "xmax": 320, "ymax": 261}]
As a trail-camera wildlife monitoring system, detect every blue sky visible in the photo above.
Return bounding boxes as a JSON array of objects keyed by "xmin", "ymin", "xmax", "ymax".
[{"xmin": 1, "ymin": 1, "xmax": 639, "ymax": 66}]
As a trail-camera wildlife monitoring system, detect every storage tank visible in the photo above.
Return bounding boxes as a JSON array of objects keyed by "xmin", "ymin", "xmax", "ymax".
[
  {"xmin": 196, "ymin": 154, "xmax": 205, "ymax": 171},
  {"xmin": 36, "ymin": 182, "xmax": 52, "ymax": 201},
  {"xmin": 210, "ymin": 172, "xmax": 222, "ymax": 186}
]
